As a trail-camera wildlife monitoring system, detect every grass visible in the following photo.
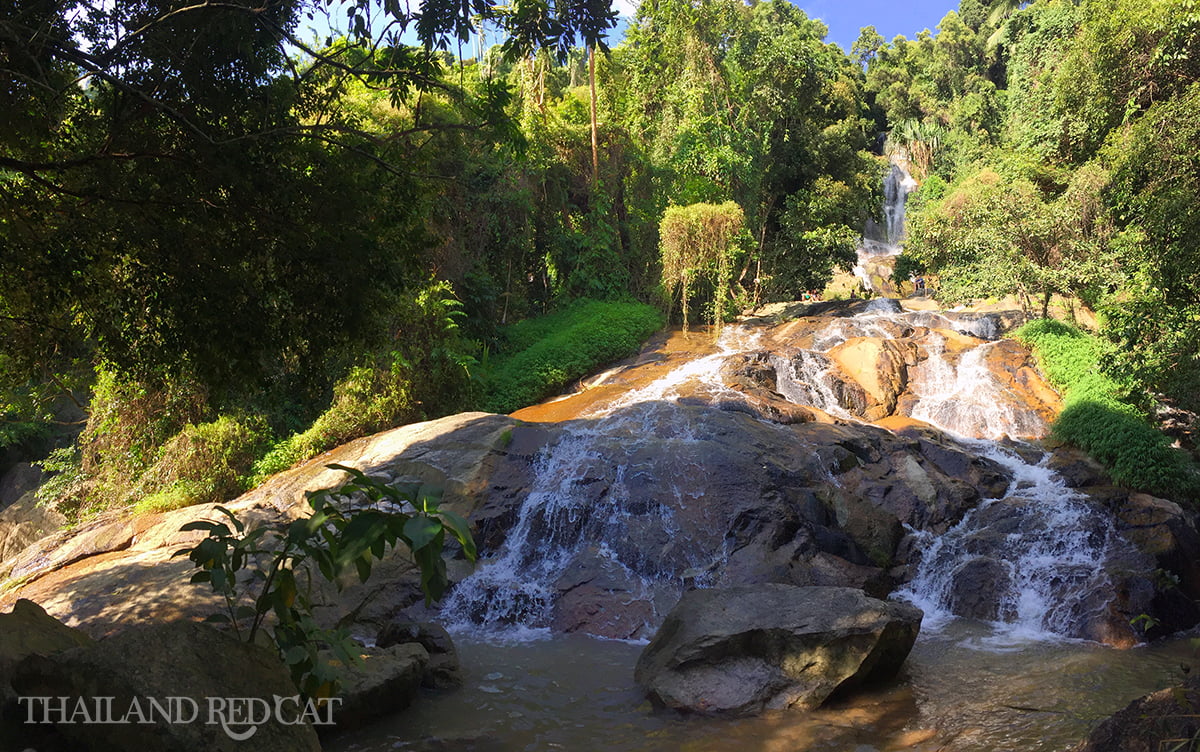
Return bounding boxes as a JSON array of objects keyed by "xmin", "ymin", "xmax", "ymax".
[
  {"xmin": 479, "ymin": 299, "xmax": 665, "ymax": 414},
  {"xmin": 1014, "ymin": 318, "xmax": 1199, "ymax": 501}
]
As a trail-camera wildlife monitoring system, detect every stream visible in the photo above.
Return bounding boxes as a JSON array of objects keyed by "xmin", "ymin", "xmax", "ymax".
[{"xmin": 330, "ymin": 626, "xmax": 1198, "ymax": 751}]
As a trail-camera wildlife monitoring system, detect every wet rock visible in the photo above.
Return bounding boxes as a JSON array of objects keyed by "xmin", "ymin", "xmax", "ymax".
[
  {"xmin": 551, "ymin": 585, "xmax": 655, "ymax": 640},
  {"xmin": 331, "ymin": 642, "xmax": 429, "ymax": 731},
  {"xmin": 10, "ymin": 622, "xmax": 320, "ymax": 752},
  {"xmin": 635, "ymin": 584, "xmax": 922, "ymax": 716},
  {"xmin": 1112, "ymin": 493, "xmax": 1200, "ymax": 636},
  {"xmin": 827, "ymin": 337, "xmax": 920, "ymax": 419},
  {"xmin": 1047, "ymin": 447, "xmax": 1111, "ymax": 488},
  {"xmin": 376, "ymin": 621, "xmax": 461, "ymax": 689},
  {"xmin": 948, "ymin": 557, "xmax": 1010, "ymax": 621},
  {"xmin": 548, "ymin": 546, "xmax": 656, "ymax": 640},
  {"xmin": 1072, "ymin": 675, "xmax": 1200, "ymax": 752},
  {"xmin": 716, "ymin": 353, "xmax": 819, "ymax": 424},
  {"xmin": 979, "ymin": 339, "xmax": 1062, "ymax": 429}
]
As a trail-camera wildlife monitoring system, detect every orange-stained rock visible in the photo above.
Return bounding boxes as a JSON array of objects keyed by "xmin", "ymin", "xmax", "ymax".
[{"xmin": 827, "ymin": 337, "xmax": 920, "ymax": 418}]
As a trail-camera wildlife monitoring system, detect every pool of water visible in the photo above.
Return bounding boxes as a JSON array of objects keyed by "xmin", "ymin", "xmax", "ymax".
[{"xmin": 327, "ymin": 621, "xmax": 1200, "ymax": 752}]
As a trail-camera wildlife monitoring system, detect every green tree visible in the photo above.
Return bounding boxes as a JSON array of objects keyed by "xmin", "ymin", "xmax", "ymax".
[{"xmin": 659, "ymin": 201, "xmax": 744, "ymax": 330}]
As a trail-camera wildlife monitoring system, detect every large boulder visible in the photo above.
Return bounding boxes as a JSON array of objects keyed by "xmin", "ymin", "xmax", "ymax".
[
  {"xmin": 0, "ymin": 599, "xmax": 92, "ymax": 704},
  {"xmin": 0, "ymin": 463, "xmax": 42, "ymax": 511},
  {"xmin": 634, "ymin": 584, "xmax": 921, "ymax": 716},
  {"xmin": 9, "ymin": 622, "xmax": 321, "ymax": 752},
  {"xmin": 826, "ymin": 337, "xmax": 920, "ymax": 420},
  {"xmin": 0, "ymin": 491, "xmax": 66, "ymax": 564},
  {"xmin": 376, "ymin": 620, "xmax": 462, "ymax": 689},
  {"xmin": 1072, "ymin": 675, "xmax": 1200, "ymax": 752}
]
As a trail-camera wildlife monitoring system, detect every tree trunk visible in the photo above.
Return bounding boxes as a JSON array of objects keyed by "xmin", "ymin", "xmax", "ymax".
[{"xmin": 589, "ymin": 44, "xmax": 599, "ymax": 191}]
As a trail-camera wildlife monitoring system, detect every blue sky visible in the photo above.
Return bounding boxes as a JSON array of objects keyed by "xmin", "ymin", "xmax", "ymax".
[
  {"xmin": 298, "ymin": 0, "xmax": 962, "ymax": 57},
  {"xmin": 789, "ymin": 0, "xmax": 961, "ymax": 52}
]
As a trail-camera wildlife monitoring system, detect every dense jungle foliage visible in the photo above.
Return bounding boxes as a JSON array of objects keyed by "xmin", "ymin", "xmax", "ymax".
[{"xmin": 2, "ymin": 0, "xmax": 1198, "ymax": 518}]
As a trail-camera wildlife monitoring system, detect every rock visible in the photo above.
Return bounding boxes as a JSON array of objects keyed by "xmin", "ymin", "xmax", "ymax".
[
  {"xmin": 1112, "ymin": 493, "xmax": 1200, "ymax": 636},
  {"xmin": 548, "ymin": 546, "xmax": 655, "ymax": 640},
  {"xmin": 0, "ymin": 490, "xmax": 66, "ymax": 564},
  {"xmin": 979, "ymin": 338, "xmax": 1062, "ymax": 430},
  {"xmin": 9, "ymin": 622, "xmax": 320, "ymax": 752},
  {"xmin": 376, "ymin": 621, "xmax": 462, "ymax": 689},
  {"xmin": 0, "ymin": 463, "xmax": 42, "ymax": 511},
  {"xmin": 1072, "ymin": 675, "xmax": 1200, "ymax": 752},
  {"xmin": 948, "ymin": 557, "xmax": 1010, "ymax": 621},
  {"xmin": 331, "ymin": 642, "xmax": 430, "ymax": 731},
  {"xmin": 827, "ymin": 337, "xmax": 919, "ymax": 419},
  {"xmin": 1047, "ymin": 447, "xmax": 1111, "ymax": 488},
  {"xmin": 634, "ymin": 584, "xmax": 922, "ymax": 716},
  {"xmin": 0, "ymin": 599, "xmax": 92, "ymax": 701}
]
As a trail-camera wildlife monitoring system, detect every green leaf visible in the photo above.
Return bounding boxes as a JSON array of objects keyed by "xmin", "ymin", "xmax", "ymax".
[
  {"xmin": 284, "ymin": 646, "xmax": 309, "ymax": 665},
  {"xmin": 204, "ymin": 613, "xmax": 231, "ymax": 624},
  {"xmin": 354, "ymin": 556, "xmax": 372, "ymax": 583},
  {"xmin": 404, "ymin": 515, "xmax": 442, "ymax": 552},
  {"xmin": 189, "ymin": 571, "xmax": 211, "ymax": 584},
  {"xmin": 438, "ymin": 509, "xmax": 477, "ymax": 561}
]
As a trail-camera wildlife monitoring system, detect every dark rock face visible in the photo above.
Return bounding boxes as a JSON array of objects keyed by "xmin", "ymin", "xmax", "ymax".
[
  {"xmin": 948, "ymin": 557, "xmax": 1010, "ymax": 621},
  {"xmin": 331, "ymin": 642, "xmax": 429, "ymax": 732},
  {"xmin": 634, "ymin": 584, "xmax": 922, "ymax": 716},
  {"xmin": 9, "ymin": 622, "xmax": 320, "ymax": 752},
  {"xmin": 0, "ymin": 599, "xmax": 92, "ymax": 708},
  {"xmin": 0, "ymin": 462, "xmax": 42, "ymax": 511},
  {"xmin": 448, "ymin": 404, "xmax": 1015, "ymax": 638},
  {"xmin": 1072, "ymin": 675, "xmax": 1200, "ymax": 752}
]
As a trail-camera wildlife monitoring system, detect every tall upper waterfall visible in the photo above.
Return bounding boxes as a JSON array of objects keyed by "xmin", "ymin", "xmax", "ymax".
[{"xmin": 855, "ymin": 159, "xmax": 919, "ymax": 294}]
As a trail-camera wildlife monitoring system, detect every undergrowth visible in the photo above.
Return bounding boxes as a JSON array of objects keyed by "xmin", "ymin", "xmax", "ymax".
[{"xmin": 1014, "ymin": 318, "xmax": 1200, "ymax": 501}]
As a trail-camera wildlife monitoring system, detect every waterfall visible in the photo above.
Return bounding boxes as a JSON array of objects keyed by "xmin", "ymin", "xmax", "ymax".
[
  {"xmin": 896, "ymin": 443, "xmax": 1125, "ymax": 642},
  {"xmin": 770, "ymin": 309, "xmax": 1130, "ymax": 641},
  {"xmin": 442, "ymin": 302, "xmax": 1132, "ymax": 645},
  {"xmin": 908, "ymin": 336, "xmax": 1048, "ymax": 440},
  {"xmin": 440, "ymin": 327, "xmax": 761, "ymax": 639},
  {"xmin": 855, "ymin": 160, "xmax": 918, "ymax": 293},
  {"xmin": 864, "ymin": 162, "xmax": 919, "ymax": 249},
  {"xmin": 771, "ymin": 351, "xmax": 853, "ymax": 419}
]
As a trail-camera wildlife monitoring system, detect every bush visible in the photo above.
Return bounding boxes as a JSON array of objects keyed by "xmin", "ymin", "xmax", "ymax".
[
  {"xmin": 249, "ymin": 280, "xmax": 478, "ymax": 486},
  {"xmin": 248, "ymin": 362, "xmax": 421, "ymax": 485},
  {"xmin": 479, "ymin": 300, "xmax": 665, "ymax": 414},
  {"xmin": 134, "ymin": 415, "xmax": 271, "ymax": 513},
  {"xmin": 1014, "ymin": 319, "xmax": 1200, "ymax": 500}
]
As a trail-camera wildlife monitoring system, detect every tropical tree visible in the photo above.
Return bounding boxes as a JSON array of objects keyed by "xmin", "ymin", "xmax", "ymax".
[{"xmin": 659, "ymin": 201, "xmax": 744, "ymax": 331}]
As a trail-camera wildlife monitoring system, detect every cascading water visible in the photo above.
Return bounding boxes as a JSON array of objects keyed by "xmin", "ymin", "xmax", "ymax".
[
  {"xmin": 443, "ymin": 285, "xmax": 1132, "ymax": 644},
  {"xmin": 855, "ymin": 159, "xmax": 918, "ymax": 293},
  {"xmin": 896, "ymin": 442, "xmax": 1124, "ymax": 641},
  {"xmin": 440, "ymin": 327, "xmax": 762, "ymax": 639},
  {"xmin": 908, "ymin": 335, "xmax": 1048, "ymax": 440},
  {"xmin": 766, "ymin": 305, "xmax": 1133, "ymax": 641}
]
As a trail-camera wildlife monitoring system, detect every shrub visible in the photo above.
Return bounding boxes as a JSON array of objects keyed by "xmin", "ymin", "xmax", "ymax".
[
  {"xmin": 480, "ymin": 300, "xmax": 665, "ymax": 414},
  {"xmin": 134, "ymin": 415, "xmax": 271, "ymax": 513},
  {"xmin": 1014, "ymin": 319, "xmax": 1199, "ymax": 500},
  {"xmin": 248, "ymin": 361, "xmax": 421, "ymax": 486},
  {"xmin": 249, "ymin": 280, "xmax": 478, "ymax": 486}
]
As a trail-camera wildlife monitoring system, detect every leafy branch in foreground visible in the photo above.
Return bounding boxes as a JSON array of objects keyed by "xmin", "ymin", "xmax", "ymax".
[{"xmin": 174, "ymin": 463, "xmax": 476, "ymax": 697}]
